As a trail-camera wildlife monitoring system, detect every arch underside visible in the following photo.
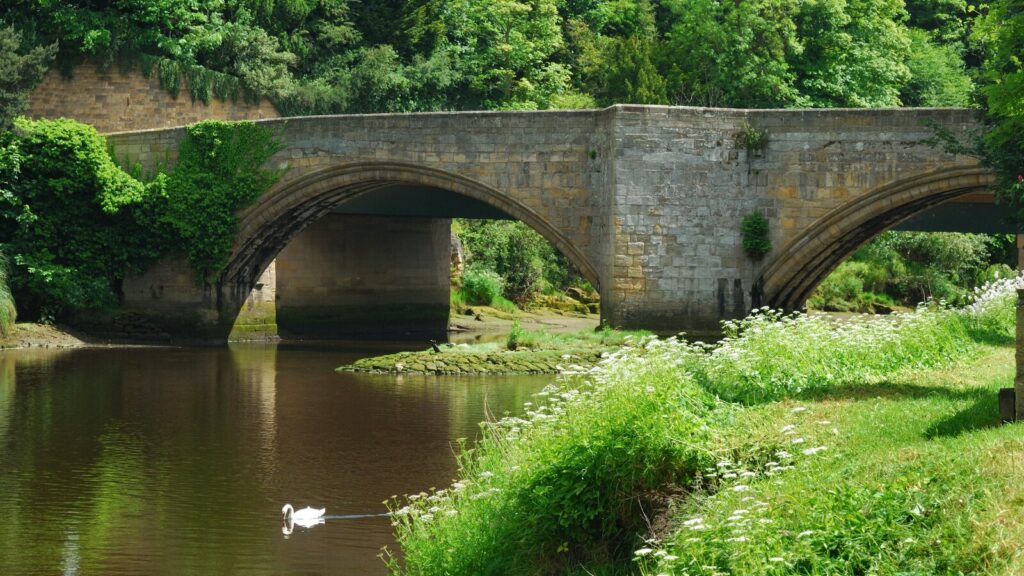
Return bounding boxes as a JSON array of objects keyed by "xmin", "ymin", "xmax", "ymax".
[
  {"xmin": 762, "ymin": 167, "xmax": 996, "ymax": 311},
  {"xmin": 223, "ymin": 161, "xmax": 600, "ymax": 301}
]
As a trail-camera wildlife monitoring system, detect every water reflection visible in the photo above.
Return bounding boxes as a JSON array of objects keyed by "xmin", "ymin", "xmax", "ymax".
[{"xmin": 0, "ymin": 344, "xmax": 550, "ymax": 575}]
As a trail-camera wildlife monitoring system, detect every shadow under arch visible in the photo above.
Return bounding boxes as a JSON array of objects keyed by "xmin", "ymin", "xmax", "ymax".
[
  {"xmin": 221, "ymin": 160, "xmax": 601, "ymax": 308},
  {"xmin": 760, "ymin": 166, "xmax": 996, "ymax": 311}
]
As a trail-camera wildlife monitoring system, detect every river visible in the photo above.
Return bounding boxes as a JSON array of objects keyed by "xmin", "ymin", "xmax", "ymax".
[{"xmin": 0, "ymin": 343, "xmax": 551, "ymax": 575}]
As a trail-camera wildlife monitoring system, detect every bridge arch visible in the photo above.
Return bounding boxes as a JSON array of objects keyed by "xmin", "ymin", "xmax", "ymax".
[
  {"xmin": 760, "ymin": 166, "xmax": 997, "ymax": 311},
  {"xmin": 222, "ymin": 160, "xmax": 601, "ymax": 304}
]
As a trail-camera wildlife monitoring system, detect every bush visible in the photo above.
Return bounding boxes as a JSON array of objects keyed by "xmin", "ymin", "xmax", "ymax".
[
  {"xmin": 0, "ymin": 118, "xmax": 282, "ymax": 320},
  {"xmin": 460, "ymin": 266, "xmax": 504, "ymax": 306},
  {"xmin": 741, "ymin": 213, "xmax": 771, "ymax": 258}
]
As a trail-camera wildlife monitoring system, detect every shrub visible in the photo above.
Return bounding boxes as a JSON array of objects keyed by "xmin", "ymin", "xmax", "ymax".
[
  {"xmin": 460, "ymin": 266, "xmax": 504, "ymax": 306},
  {"xmin": 741, "ymin": 213, "xmax": 771, "ymax": 258},
  {"xmin": 506, "ymin": 320, "xmax": 523, "ymax": 350}
]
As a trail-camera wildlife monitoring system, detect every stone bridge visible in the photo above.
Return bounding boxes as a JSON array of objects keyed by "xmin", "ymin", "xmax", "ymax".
[{"xmin": 106, "ymin": 105, "xmax": 989, "ymax": 339}]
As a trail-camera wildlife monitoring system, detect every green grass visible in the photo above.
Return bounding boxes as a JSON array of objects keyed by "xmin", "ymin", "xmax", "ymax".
[
  {"xmin": 643, "ymin": 347, "xmax": 1024, "ymax": 575},
  {"xmin": 386, "ymin": 279, "xmax": 1023, "ymax": 576}
]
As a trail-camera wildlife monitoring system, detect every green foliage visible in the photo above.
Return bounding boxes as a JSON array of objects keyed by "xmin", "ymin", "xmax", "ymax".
[
  {"xmin": 0, "ymin": 118, "xmax": 281, "ymax": 320},
  {"xmin": 0, "ymin": 118, "xmax": 154, "ymax": 319},
  {"xmin": 389, "ymin": 283, "xmax": 1018, "ymax": 574},
  {"xmin": 659, "ymin": 0, "xmax": 804, "ymax": 108},
  {"xmin": 0, "ymin": 27, "xmax": 56, "ymax": 130},
  {"xmin": 974, "ymin": 0, "xmax": 1024, "ymax": 219},
  {"xmin": 506, "ymin": 319, "xmax": 524, "ymax": 350},
  {"xmin": 4, "ymin": 0, "xmax": 985, "ymax": 115},
  {"xmin": 900, "ymin": 28, "xmax": 973, "ymax": 106},
  {"xmin": 457, "ymin": 219, "xmax": 581, "ymax": 304},
  {"xmin": 0, "ymin": 253, "xmax": 16, "ymax": 337},
  {"xmin": 791, "ymin": 0, "xmax": 913, "ymax": 107},
  {"xmin": 740, "ymin": 213, "xmax": 771, "ymax": 259},
  {"xmin": 810, "ymin": 231, "xmax": 1009, "ymax": 311},
  {"xmin": 459, "ymin": 266, "xmax": 505, "ymax": 306},
  {"xmin": 736, "ymin": 122, "xmax": 769, "ymax": 153},
  {"xmin": 147, "ymin": 120, "xmax": 283, "ymax": 280}
]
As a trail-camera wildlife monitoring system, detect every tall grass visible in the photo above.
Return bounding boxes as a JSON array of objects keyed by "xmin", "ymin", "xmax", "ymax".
[
  {"xmin": 388, "ymin": 278, "xmax": 1020, "ymax": 575},
  {"xmin": 0, "ymin": 254, "xmax": 16, "ymax": 338}
]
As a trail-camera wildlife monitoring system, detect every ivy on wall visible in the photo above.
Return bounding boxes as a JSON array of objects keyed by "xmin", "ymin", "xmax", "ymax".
[
  {"xmin": 741, "ymin": 212, "xmax": 772, "ymax": 259},
  {"xmin": 0, "ymin": 117, "xmax": 282, "ymax": 321},
  {"xmin": 147, "ymin": 120, "xmax": 283, "ymax": 280}
]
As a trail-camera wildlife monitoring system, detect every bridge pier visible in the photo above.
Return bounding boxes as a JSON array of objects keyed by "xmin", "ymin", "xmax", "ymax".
[
  {"xmin": 275, "ymin": 214, "xmax": 450, "ymax": 340},
  {"xmin": 122, "ymin": 214, "xmax": 451, "ymax": 341}
]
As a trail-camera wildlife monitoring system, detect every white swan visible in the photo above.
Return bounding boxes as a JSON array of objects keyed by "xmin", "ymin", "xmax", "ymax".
[
  {"xmin": 281, "ymin": 504, "xmax": 326, "ymax": 536},
  {"xmin": 282, "ymin": 503, "xmax": 325, "ymax": 522}
]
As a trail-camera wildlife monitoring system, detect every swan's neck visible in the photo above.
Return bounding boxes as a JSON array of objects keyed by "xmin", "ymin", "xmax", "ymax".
[{"xmin": 283, "ymin": 504, "xmax": 294, "ymax": 517}]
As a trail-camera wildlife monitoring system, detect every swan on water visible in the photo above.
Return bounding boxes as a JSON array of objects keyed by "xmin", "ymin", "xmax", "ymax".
[{"xmin": 282, "ymin": 503, "xmax": 325, "ymax": 522}]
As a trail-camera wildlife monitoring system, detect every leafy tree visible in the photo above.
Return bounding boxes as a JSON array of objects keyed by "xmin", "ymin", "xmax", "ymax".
[
  {"xmin": 974, "ymin": 0, "xmax": 1024, "ymax": 218},
  {"xmin": 791, "ymin": 0, "xmax": 912, "ymax": 107},
  {"xmin": 905, "ymin": 0, "xmax": 970, "ymax": 46},
  {"xmin": 0, "ymin": 118, "xmax": 153, "ymax": 319},
  {"xmin": 0, "ymin": 27, "xmax": 56, "ymax": 129},
  {"xmin": 409, "ymin": 0, "xmax": 570, "ymax": 109},
  {"xmin": 658, "ymin": 0, "xmax": 804, "ymax": 108},
  {"xmin": 900, "ymin": 28, "xmax": 973, "ymax": 106}
]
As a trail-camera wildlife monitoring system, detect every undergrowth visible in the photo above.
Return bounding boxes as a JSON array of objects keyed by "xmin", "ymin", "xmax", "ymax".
[{"xmin": 386, "ymin": 277, "xmax": 1021, "ymax": 575}]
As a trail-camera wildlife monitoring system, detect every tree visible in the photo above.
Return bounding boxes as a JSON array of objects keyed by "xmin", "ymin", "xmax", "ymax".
[
  {"xmin": 900, "ymin": 28, "xmax": 973, "ymax": 106},
  {"xmin": 658, "ymin": 0, "xmax": 804, "ymax": 108},
  {"xmin": 974, "ymin": 0, "xmax": 1024, "ymax": 218},
  {"xmin": 0, "ymin": 27, "xmax": 56, "ymax": 130},
  {"xmin": 791, "ymin": 0, "xmax": 912, "ymax": 107}
]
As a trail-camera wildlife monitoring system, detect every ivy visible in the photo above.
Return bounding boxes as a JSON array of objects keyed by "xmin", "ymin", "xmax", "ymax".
[
  {"xmin": 741, "ymin": 213, "xmax": 772, "ymax": 259},
  {"xmin": 148, "ymin": 120, "xmax": 283, "ymax": 282},
  {"xmin": 0, "ymin": 118, "xmax": 282, "ymax": 321}
]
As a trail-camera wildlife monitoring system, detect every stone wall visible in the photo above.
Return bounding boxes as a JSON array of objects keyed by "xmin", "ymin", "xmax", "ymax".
[
  {"xmin": 27, "ymin": 60, "xmax": 279, "ymax": 134},
  {"xmin": 275, "ymin": 214, "xmax": 451, "ymax": 340},
  {"xmin": 110, "ymin": 106, "xmax": 985, "ymax": 337}
]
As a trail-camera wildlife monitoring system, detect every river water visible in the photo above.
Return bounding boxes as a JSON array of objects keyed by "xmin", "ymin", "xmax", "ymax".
[{"xmin": 0, "ymin": 343, "xmax": 551, "ymax": 575}]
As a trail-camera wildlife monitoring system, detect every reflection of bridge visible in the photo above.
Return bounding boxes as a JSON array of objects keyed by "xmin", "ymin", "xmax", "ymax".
[{"xmin": 107, "ymin": 106, "xmax": 991, "ymax": 339}]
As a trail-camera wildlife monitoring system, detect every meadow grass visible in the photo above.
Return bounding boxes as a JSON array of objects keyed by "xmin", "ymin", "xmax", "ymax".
[{"xmin": 387, "ymin": 278, "xmax": 1022, "ymax": 576}]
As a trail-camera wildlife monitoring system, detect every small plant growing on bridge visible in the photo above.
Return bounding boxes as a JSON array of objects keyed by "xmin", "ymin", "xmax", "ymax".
[
  {"xmin": 736, "ymin": 122, "xmax": 769, "ymax": 154},
  {"xmin": 741, "ymin": 213, "xmax": 771, "ymax": 259}
]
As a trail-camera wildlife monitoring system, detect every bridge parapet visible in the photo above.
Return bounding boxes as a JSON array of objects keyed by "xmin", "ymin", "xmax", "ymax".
[{"xmin": 110, "ymin": 106, "xmax": 985, "ymax": 337}]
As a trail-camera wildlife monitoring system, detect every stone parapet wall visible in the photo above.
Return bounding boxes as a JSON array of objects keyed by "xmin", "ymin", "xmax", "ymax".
[
  {"xmin": 27, "ymin": 60, "xmax": 279, "ymax": 134},
  {"xmin": 111, "ymin": 106, "xmax": 986, "ymax": 337}
]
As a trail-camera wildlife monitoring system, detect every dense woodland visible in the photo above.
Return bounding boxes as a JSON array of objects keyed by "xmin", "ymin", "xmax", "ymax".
[{"xmin": 0, "ymin": 0, "xmax": 994, "ymax": 112}]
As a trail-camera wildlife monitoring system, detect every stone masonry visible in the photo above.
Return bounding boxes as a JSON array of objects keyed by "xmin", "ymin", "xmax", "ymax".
[
  {"xmin": 109, "ymin": 106, "xmax": 986, "ymax": 338},
  {"xmin": 28, "ymin": 60, "xmax": 279, "ymax": 133}
]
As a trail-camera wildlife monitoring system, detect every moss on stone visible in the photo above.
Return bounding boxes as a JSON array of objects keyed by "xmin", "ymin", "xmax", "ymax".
[{"xmin": 338, "ymin": 347, "xmax": 607, "ymax": 375}]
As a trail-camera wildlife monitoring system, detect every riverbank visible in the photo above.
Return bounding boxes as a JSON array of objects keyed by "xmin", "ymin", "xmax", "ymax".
[
  {"xmin": 0, "ymin": 322, "xmax": 90, "ymax": 349},
  {"xmin": 386, "ymin": 280, "xmax": 1022, "ymax": 575}
]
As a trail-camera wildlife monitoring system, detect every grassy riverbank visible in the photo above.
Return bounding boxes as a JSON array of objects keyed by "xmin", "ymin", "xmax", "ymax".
[
  {"xmin": 385, "ymin": 280, "xmax": 1021, "ymax": 575},
  {"xmin": 340, "ymin": 327, "xmax": 647, "ymax": 375}
]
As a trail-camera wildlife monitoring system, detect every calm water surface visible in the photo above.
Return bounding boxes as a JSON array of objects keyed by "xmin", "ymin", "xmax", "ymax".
[{"xmin": 0, "ymin": 343, "xmax": 550, "ymax": 575}]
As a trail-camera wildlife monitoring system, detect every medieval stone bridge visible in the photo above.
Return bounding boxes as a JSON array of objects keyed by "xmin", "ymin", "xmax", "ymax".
[{"xmin": 106, "ymin": 105, "xmax": 989, "ymax": 338}]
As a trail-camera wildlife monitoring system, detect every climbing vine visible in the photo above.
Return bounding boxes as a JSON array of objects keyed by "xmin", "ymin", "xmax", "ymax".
[
  {"xmin": 741, "ymin": 213, "xmax": 772, "ymax": 259},
  {"xmin": 0, "ymin": 117, "xmax": 282, "ymax": 321},
  {"xmin": 145, "ymin": 120, "xmax": 283, "ymax": 282}
]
